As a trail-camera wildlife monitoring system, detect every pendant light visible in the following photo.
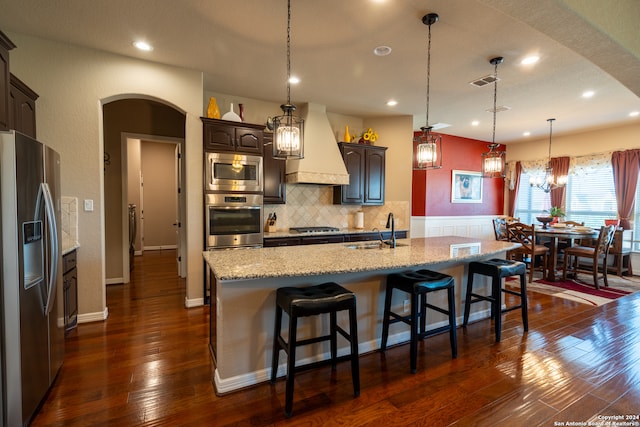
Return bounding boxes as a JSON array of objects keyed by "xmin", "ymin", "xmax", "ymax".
[
  {"xmin": 481, "ymin": 57, "xmax": 506, "ymax": 178},
  {"xmin": 273, "ymin": 0, "xmax": 304, "ymax": 159},
  {"xmin": 413, "ymin": 13, "xmax": 442, "ymax": 170},
  {"xmin": 529, "ymin": 118, "xmax": 567, "ymax": 192}
]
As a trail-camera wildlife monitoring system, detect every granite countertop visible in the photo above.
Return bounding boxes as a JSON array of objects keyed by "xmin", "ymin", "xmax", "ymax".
[
  {"xmin": 203, "ymin": 236, "xmax": 519, "ymax": 281},
  {"xmin": 62, "ymin": 235, "xmax": 80, "ymax": 255},
  {"xmin": 263, "ymin": 228, "xmax": 408, "ymax": 239}
]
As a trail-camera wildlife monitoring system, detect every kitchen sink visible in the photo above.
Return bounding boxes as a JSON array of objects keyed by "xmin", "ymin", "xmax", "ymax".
[{"xmin": 344, "ymin": 242, "xmax": 409, "ymax": 250}]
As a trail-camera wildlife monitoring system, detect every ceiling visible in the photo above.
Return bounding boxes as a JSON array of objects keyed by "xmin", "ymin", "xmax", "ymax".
[{"xmin": 1, "ymin": 0, "xmax": 639, "ymax": 144}]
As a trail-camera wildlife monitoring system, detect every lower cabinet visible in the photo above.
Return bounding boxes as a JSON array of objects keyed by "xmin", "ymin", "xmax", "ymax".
[{"xmin": 62, "ymin": 249, "xmax": 78, "ymax": 333}]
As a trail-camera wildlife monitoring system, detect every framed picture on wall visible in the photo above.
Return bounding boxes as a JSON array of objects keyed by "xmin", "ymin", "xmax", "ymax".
[{"xmin": 451, "ymin": 170, "xmax": 482, "ymax": 203}]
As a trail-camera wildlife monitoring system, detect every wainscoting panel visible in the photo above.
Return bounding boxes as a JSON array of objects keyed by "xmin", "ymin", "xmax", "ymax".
[{"xmin": 410, "ymin": 216, "xmax": 496, "ymax": 240}]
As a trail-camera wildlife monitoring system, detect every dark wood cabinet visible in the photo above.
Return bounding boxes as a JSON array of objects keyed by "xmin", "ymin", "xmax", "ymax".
[
  {"xmin": 333, "ymin": 142, "xmax": 387, "ymax": 205},
  {"xmin": 63, "ymin": 249, "xmax": 78, "ymax": 333},
  {"xmin": 0, "ymin": 31, "xmax": 16, "ymax": 132},
  {"xmin": 263, "ymin": 133, "xmax": 286, "ymax": 204},
  {"xmin": 202, "ymin": 117, "xmax": 263, "ymax": 154},
  {"xmin": 9, "ymin": 73, "xmax": 38, "ymax": 138}
]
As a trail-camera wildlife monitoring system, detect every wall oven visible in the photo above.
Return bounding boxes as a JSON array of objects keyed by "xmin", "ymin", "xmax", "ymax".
[
  {"xmin": 205, "ymin": 193, "xmax": 263, "ymax": 249},
  {"xmin": 205, "ymin": 152, "xmax": 263, "ymax": 193}
]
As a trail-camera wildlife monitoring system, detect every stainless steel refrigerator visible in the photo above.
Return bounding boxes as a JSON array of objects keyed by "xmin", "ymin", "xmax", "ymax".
[{"xmin": 1, "ymin": 130, "xmax": 64, "ymax": 426}]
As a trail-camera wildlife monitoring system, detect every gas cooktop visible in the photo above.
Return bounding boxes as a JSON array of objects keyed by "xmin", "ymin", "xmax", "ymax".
[{"xmin": 289, "ymin": 226, "xmax": 340, "ymax": 233}]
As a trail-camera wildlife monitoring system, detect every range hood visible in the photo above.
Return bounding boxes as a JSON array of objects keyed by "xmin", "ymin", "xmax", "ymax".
[{"xmin": 285, "ymin": 103, "xmax": 350, "ymax": 185}]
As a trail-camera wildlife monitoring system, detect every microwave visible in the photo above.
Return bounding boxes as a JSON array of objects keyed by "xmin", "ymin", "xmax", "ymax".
[{"xmin": 205, "ymin": 152, "xmax": 263, "ymax": 193}]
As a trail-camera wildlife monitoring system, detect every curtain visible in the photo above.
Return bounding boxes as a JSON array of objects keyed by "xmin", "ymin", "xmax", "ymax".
[
  {"xmin": 611, "ymin": 149, "xmax": 640, "ymax": 230},
  {"xmin": 549, "ymin": 156, "xmax": 570, "ymax": 209},
  {"xmin": 508, "ymin": 161, "xmax": 521, "ymax": 217}
]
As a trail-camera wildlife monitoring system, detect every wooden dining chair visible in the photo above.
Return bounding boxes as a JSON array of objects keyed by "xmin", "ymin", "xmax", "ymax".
[
  {"xmin": 507, "ymin": 222, "xmax": 549, "ymax": 283},
  {"xmin": 562, "ymin": 225, "xmax": 616, "ymax": 289},
  {"xmin": 492, "ymin": 218, "xmax": 509, "ymax": 241}
]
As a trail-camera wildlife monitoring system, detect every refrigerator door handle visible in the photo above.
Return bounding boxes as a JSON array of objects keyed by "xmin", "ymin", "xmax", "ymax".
[{"xmin": 41, "ymin": 182, "xmax": 59, "ymax": 315}]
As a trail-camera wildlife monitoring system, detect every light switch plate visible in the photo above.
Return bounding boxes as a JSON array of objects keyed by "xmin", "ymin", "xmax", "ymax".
[{"xmin": 84, "ymin": 199, "xmax": 94, "ymax": 212}]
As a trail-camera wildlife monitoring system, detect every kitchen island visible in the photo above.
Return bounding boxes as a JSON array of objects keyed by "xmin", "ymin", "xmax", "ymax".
[{"xmin": 203, "ymin": 236, "xmax": 520, "ymax": 394}]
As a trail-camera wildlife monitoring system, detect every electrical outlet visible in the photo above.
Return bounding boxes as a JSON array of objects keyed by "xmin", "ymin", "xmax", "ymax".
[{"xmin": 403, "ymin": 299, "xmax": 410, "ymax": 313}]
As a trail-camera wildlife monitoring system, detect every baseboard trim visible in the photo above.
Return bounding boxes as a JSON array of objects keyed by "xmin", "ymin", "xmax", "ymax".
[
  {"xmin": 78, "ymin": 307, "xmax": 109, "ymax": 324},
  {"xmin": 185, "ymin": 296, "xmax": 204, "ymax": 308}
]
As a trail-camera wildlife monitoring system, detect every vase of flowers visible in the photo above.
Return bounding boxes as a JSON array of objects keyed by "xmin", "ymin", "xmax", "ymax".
[{"xmin": 547, "ymin": 206, "xmax": 565, "ymax": 224}]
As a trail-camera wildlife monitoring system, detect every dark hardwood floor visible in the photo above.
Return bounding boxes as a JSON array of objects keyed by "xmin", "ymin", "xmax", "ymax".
[{"xmin": 32, "ymin": 250, "xmax": 640, "ymax": 426}]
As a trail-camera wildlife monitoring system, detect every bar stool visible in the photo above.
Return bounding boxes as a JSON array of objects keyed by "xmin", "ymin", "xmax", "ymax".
[
  {"xmin": 380, "ymin": 269, "xmax": 457, "ymax": 374},
  {"xmin": 270, "ymin": 282, "xmax": 360, "ymax": 418},
  {"xmin": 463, "ymin": 258, "xmax": 528, "ymax": 342}
]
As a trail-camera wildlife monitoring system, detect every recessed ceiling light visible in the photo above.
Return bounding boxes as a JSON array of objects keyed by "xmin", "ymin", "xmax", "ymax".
[
  {"xmin": 523, "ymin": 131, "xmax": 531, "ymax": 137},
  {"xmin": 521, "ymin": 56, "xmax": 539, "ymax": 65},
  {"xmin": 582, "ymin": 90, "xmax": 595, "ymax": 98},
  {"xmin": 386, "ymin": 100, "xmax": 397, "ymax": 106},
  {"xmin": 471, "ymin": 120, "xmax": 479, "ymax": 126},
  {"xmin": 288, "ymin": 76, "xmax": 300, "ymax": 84},
  {"xmin": 133, "ymin": 41, "xmax": 153, "ymax": 51},
  {"xmin": 373, "ymin": 46, "xmax": 392, "ymax": 56},
  {"xmin": 629, "ymin": 111, "xmax": 639, "ymax": 117}
]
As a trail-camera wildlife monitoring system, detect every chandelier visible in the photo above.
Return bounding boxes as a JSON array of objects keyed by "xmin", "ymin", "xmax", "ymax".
[
  {"xmin": 273, "ymin": 0, "xmax": 304, "ymax": 159},
  {"xmin": 413, "ymin": 13, "xmax": 442, "ymax": 170},
  {"xmin": 481, "ymin": 57, "xmax": 506, "ymax": 178},
  {"xmin": 529, "ymin": 118, "xmax": 567, "ymax": 192}
]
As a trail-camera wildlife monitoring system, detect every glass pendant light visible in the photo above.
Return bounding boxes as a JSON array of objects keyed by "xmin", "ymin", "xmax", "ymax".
[
  {"xmin": 482, "ymin": 57, "xmax": 506, "ymax": 178},
  {"xmin": 413, "ymin": 13, "xmax": 442, "ymax": 170},
  {"xmin": 530, "ymin": 118, "xmax": 567, "ymax": 192},
  {"xmin": 273, "ymin": 0, "xmax": 304, "ymax": 159}
]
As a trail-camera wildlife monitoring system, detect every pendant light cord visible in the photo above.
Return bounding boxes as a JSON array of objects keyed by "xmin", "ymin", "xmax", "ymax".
[
  {"xmin": 286, "ymin": 0, "xmax": 292, "ymax": 106},
  {"xmin": 492, "ymin": 61, "xmax": 498, "ymax": 145},
  {"xmin": 425, "ymin": 21, "xmax": 432, "ymax": 128},
  {"xmin": 547, "ymin": 118, "xmax": 554, "ymax": 161}
]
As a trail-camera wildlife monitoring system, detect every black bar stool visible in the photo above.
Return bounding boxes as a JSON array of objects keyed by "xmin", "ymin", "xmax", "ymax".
[
  {"xmin": 270, "ymin": 282, "xmax": 360, "ymax": 418},
  {"xmin": 463, "ymin": 258, "xmax": 528, "ymax": 342},
  {"xmin": 380, "ymin": 269, "xmax": 457, "ymax": 374}
]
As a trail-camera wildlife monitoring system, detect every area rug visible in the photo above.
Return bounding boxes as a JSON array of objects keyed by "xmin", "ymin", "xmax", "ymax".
[{"xmin": 507, "ymin": 273, "xmax": 640, "ymax": 306}]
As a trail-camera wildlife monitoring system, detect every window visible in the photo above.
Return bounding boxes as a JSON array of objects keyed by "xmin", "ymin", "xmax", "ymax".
[{"xmin": 515, "ymin": 165, "xmax": 617, "ymax": 228}]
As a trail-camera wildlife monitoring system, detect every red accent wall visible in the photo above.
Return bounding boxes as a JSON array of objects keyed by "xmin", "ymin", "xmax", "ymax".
[{"xmin": 411, "ymin": 132, "xmax": 504, "ymax": 216}]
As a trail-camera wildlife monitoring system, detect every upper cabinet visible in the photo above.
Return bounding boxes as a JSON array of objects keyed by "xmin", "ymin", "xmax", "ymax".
[
  {"xmin": 333, "ymin": 142, "xmax": 387, "ymax": 205},
  {"xmin": 10, "ymin": 73, "xmax": 38, "ymax": 138},
  {"xmin": 263, "ymin": 133, "xmax": 286, "ymax": 204},
  {"xmin": 202, "ymin": 117, "xmax": 263, "ymax": 155},
  {"xmin": 0, "ymin": 30, "xmax": 16, "ymax": 132}
]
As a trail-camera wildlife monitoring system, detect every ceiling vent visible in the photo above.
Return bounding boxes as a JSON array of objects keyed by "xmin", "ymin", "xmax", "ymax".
[
  {"xmin": 470, "ymin": 74, "xmax": 500, "ymax": 87},
  {"xmin": 486, "ymin": 105, "xmax": 511, "ymax": 113}
]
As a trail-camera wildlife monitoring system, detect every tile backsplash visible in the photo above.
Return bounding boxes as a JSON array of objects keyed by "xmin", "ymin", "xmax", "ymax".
[
  {"xmin": 265, "ymin": 184, "xmax": 409, "ymax": 231},
  {"xmin": 61, "ymin": 196, "xmax": 79, "ymax": 245}
]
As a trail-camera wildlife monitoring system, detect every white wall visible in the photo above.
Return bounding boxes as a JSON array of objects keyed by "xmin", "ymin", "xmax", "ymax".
[{"xmin": 8, "ymin": 32, "xmax": 204, "ymax": 319}]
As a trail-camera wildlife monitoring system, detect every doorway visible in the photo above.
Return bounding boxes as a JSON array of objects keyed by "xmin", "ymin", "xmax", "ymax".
[
  {"xmin": 124, "ymin": 135, "xmax": 185, "ymax": 281},
  {"xmin": 103, "ymin": 97, "xmax": 186, "ymax": 285}
]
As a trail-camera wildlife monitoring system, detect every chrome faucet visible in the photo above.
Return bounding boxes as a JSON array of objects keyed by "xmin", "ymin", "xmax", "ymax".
[{"xmin": 385, "ymin": 212, "xmax": 396, "ymax": 248}]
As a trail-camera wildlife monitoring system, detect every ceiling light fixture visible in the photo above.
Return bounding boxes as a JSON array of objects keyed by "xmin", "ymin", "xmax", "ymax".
[
  {"xmin": 373, "ymin": 45, "xmax": 392, "ymax": 56},
  {"xmin": 133, "ymin": 41, "xmax": 153, "ymax": 51},
  {"xmin": 529, "ymin": 118, "xmax": 567, "ymax": 192},
  {"xmin": 273, "ymin": 0, "xmax": 304, "ymax": 159},
  {"xmin": 521, "ymin": 55, "xmax": 539, "ymax": 65},
  {"xmin": 481, "ymin": 57, "xmax": 506, "ymax": 178},
  {"xmin": 386, "ymin": 100, "xmax": 398, "ymax": 106},
  {"xmin": 413, "ymin": 12, "xmax": 442, "ymax": 170}
]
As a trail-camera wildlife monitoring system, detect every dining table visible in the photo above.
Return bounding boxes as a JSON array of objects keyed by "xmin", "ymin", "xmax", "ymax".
[{"xmin": 535, "ymin": 225, "xmax": 600, "ymax": 281}]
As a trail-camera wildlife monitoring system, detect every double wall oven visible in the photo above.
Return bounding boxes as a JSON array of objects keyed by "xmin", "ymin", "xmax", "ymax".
[{"xmin": 204, "ymin": 152, "xmax": 263, "ymax": 249}]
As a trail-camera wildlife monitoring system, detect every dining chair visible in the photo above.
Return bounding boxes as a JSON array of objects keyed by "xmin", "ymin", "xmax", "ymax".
[
  {"xmin": 492, "ymin": 218, "xmax": 509, "ymax": 241},
  {"xmin": 507, "ymin": 222, "xmax": 549, "ymax": 283},
  {"xmin": 562, "ymin": 225, "xmax": 616, "ymax": 289}
]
